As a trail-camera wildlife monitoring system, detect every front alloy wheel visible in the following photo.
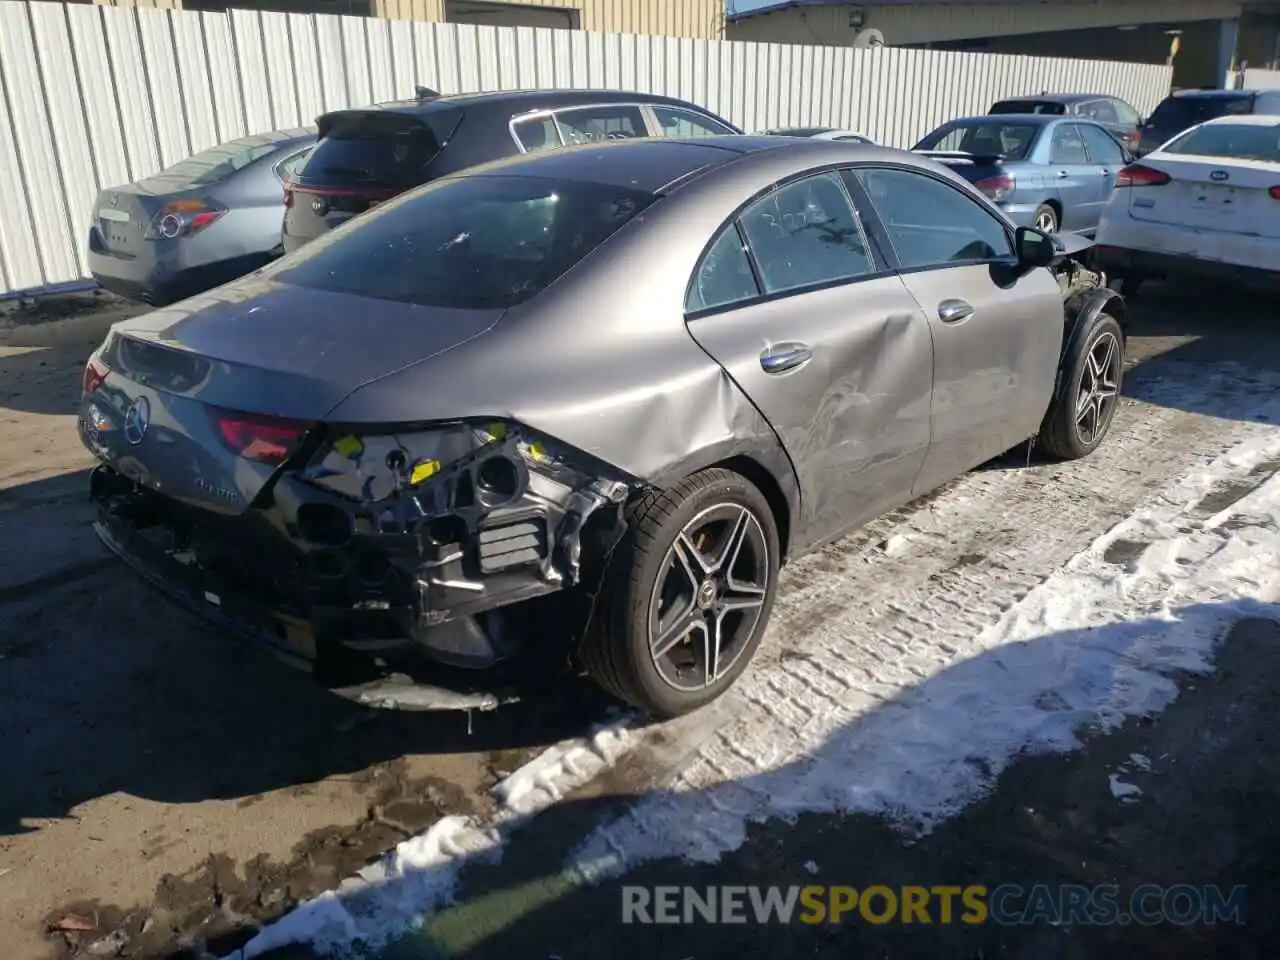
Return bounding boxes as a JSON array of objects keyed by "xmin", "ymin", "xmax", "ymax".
[
  {"xmin": 1074, "ymin": 329, "xmax": 1121, "ymax": 447},
  {"xmin": 1036, "ymin": 311, "xmax": 1125, "ymax": 461},
  {"xmin": 580, "ymin": 468, "xmax": 780, "ymax": 718}
]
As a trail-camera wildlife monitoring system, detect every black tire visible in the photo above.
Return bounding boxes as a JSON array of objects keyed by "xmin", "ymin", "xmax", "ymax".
[
  {"xmin": 579, "ymin": 468, "xmax": 780, "ymax": 719},
  {"xmin": 1033, "ymin": 203, "xmax": 1059, "ymax": 234},
  {"xmin": 1036, "ymin": 312, "xmax": 1125, "ymax": 461}
]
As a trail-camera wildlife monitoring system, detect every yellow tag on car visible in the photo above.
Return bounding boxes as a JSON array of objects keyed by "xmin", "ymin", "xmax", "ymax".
[
  {"xmin": 410, "ymin": 459, "xmax": 441, "ymax": 485},
  {"xmin": 333, "ymin": 435, "xmax": 363, "ymax": 459}
]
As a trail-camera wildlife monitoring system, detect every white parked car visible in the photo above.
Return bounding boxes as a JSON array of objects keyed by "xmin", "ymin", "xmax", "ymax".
[
  {"xmin": 761, "ymin": 125, "xmax": 878, "ymax": 145},
  {"xmin": 1093, "ymin": 114, "xmax": 1280, "ymax": 295}
]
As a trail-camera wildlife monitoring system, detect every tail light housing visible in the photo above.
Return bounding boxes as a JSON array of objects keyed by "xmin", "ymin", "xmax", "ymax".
[
  {"xmin": 283, "ymin": 186, "xmax": 294, "ymax": 207},
  {"xmin": 83, "ymin": 355, "xmax": 109, "ymax": 395},
  {"xmin": 1114, "ymin": 164, "xmax": 1170, "ymax": 188},
  {"xmin": 145, "ymin": 198, "xmax": 227, "ymax": 240},
  {"xmin": 211, "ymin": 408, "xmax": 311, "ymax": 465},
  {"xmin": 973, "ymin": 174, "xmax": 1014, "ymax": 202},
  {"xmin": 1269, "ymin": 186, "xmax": 1280, "ymax": 200}
]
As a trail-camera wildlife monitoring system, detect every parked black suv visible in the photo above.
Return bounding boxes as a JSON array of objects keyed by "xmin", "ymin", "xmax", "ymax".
[
  {"xmin": 1136, "ymin": 88, "xmax": 1280, "ymax": 156},
  {"xmin": 282, "ymin": 88, "xmax": 742, "ymax": 252}
]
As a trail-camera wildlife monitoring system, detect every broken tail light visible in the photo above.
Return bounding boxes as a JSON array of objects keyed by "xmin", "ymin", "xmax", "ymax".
[
  {"xmin": 83, "ymin": 355, "xmax": 110, "ymax": 395},
  {"xmin": 973, "ymin": 174, "xmax": 1014, "ymax": 202},
  {"xmin": 145, "ymin": 198, "xmax": 228, "ymax": 240},
  {"xmin": 1114, "ymin": 164, "xmax": 1170, "ymax": 188},
  {"xmin": 211, "ymin": 408, "xmax": 311, "ymax": 465}
]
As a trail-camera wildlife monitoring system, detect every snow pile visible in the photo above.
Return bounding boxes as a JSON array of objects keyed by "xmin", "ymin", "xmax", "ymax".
[
  {"xmin": 222, "ymin": 718, "xmax": 634, "ymax": 959},
  {"xmin": 568, "ymin": 431, "xmax": 1280, "ymax": 882}
]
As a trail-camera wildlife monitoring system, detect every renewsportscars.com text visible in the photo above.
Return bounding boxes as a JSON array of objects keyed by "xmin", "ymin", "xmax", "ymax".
[{"xmin": 621, "ymin": 884, "xmax": 1247, "ymax": 927}]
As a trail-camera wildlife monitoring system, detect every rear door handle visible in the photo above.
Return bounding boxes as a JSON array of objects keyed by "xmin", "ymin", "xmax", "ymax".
[
  {"xmin": 1057, "ymin": 169, "xmax": 1070, "ymax": 178},
  {"xmin": 759, "ymin": 342, "xmax": 813, "ymax": 374},
  {"xmin": 937, "ymin": 299, "xmax": 974, "ymax": 324}
]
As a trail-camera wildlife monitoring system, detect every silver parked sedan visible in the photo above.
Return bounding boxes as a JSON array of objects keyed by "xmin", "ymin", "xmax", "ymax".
[
  {"xmin": 87, "ymin": 128, "xmax": 315, "ymax": 305},
  {"xmin": 78, "ymin": 137, "xmax": 1125, "ymax": 718}
]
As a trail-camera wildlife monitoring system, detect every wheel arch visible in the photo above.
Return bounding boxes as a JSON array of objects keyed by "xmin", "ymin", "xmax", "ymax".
[{"xmin": 1061, "ymin": 285, "xmax": 1127, "ymax": 368}]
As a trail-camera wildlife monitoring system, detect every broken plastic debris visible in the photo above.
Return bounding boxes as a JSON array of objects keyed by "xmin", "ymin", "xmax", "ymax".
[
  {"xmin": 409, "ymin": 458, "xmax": 441, "ymax": 485},
  {"xmin": 49, "ymin": 913, "xmax": 95, "ymax": 932},
  {"xmin": 332, "ymin": 435, "xmax": 364, "ymax": 459}
]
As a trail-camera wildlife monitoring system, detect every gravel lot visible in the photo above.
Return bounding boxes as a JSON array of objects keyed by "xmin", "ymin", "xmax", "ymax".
[{"xmin": 2, "ymin": 282, "xmax": 1278, "ymax": 960}]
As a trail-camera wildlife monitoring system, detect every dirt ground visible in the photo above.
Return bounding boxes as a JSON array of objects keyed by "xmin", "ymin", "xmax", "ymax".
[{"xmin": 1, "ymin": 282, "xmax": 1278, "ymax": 960}]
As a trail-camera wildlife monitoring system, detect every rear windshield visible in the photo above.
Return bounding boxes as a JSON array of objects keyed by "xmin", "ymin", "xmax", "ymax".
[
  {"xmin": 1146, "ymin": 95, "xmax": 1253, "ymax": 130},
  {"xmin": 990, "ymin": 100, "xmax": 1066, "ymax": 115},
  {"xmin": 275, "ymin": 175, "xmax": 656, "ymax": 309},
  {"xmin": 913, "ymin": 122, "xmax": 1039, "ymax": 160},
  {"xmin": 141, "ymin": 133, "xmax": 298, "ymax": 187},
  {"xmin": 298, "ymin": 108, "xmax": 462, "ymax": 189},
  {"xmin": 1163, "ymin": 122, "xmax": 1280, "ymax": 162}
]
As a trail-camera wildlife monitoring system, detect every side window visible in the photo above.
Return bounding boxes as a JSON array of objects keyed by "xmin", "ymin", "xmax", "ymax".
[
  {"xmin": 554, "ymin": 105, "xmax": 647, "ymax": 145},
  {"xmin": 856, "ymin": 167, "xmax": 1014, "ymax": 269},
  {"xmin": 1080, "ymin": 124, "xmax": 1125, "ymax": 165},
  {"xmin": 1081, "ymin": 99, "xmax": 1119, "ymax": 124},
  {"xmin": 1111, "ymin": 99, "xmax": 1141, "ymax": 126},
  {"xmin": 738, "ymin": 172, "xmax": 876, "ymax": 295},
  {"xmin": 687, "ymin": 226, "xmax": 759, "ymax": 313},
  {"xmin": 512, "ymin": 115, "xmax": 562, "ymax": 152},
  {"xmin": 653, "ymin": 106, "xmax": 735, "ymax": 139},
  {"xmin": 277, "ymin": 147, "xmax": 313, "ymax": 182},
  {"xmin": 1050, "ymin": 124, "xmax": 1090, "ymax": 164}
]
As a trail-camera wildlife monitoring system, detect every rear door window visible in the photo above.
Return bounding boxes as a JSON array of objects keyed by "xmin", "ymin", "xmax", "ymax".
[
  {"xmin": 737, "ymin": 172, "xmax": 877, "ymax": 294},
  {"xmin": 1110, "ymin": 98, "xmax": 1142, "ymax": 126},
  {"xmin": 1050, "ymin": 124, "xmax": 1090, "ymax": 164},
  {"xmin": 299, "ymin": 108, "xmax": 462, "ymax": 189},
  {"xmin": 652, "ymin": 106, "xmax": 736, "ymax": 138},
  {"xmin": 1079, "ymin": 124, "xmax": 1125, "ymax": 165},
  {"xmin": 1080, "ymin": 99, "xmax": 1119, "ymax": 124},
  {"xmin": 512, "ymin": 115, "xmax": 562, "ymax": 152},
  {"xmin": 553, "ymin": 105, "xmax": 648, "ymax": 145},
  {"xmin": 275, "ymin": 175, "xmax": 655, "ymax": 309},
  {"xmin": 687, "ymin": 226, "xmax": 759, "ymax": 312}
]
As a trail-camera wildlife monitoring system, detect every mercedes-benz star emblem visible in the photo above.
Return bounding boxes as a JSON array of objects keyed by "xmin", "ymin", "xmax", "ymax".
[
  {"xmin": 123, "ymin": 396, "xmax": 151, "ymax": 446},
  {"xmin": 311, "ymin": 195, "xmax": 329, "ymax": 215}
]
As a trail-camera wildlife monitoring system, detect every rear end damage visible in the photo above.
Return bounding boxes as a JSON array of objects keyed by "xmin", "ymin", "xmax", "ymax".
[{"xmin": 89, "ymin": 417, "xmax": 641, "ymax": 710}]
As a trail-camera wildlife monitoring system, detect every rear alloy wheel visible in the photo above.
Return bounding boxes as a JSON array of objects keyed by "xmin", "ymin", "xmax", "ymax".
[
  {"xmin": 1036, "ymin": 312, "xmax": 1125, "ymax": 460},
  {"xmin": 580, "ymin": 468, "xmax": 779, "ymax": 719},
  {"xmin": 1033, "ymin": 204, "xmax": 1059, "ymax": 234}
]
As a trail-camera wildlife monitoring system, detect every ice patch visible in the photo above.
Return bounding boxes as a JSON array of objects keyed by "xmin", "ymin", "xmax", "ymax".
[
  {"xmin": 1109, "ymin": 774, "xmax": 1143, "ymax": 800},
  {"xmin": 224, "ymin": 718, "xmax": 635, "ymax": 959}
]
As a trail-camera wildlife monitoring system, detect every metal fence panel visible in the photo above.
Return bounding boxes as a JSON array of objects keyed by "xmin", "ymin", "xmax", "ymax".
[{"xmin": 0, "ymin": 0, "xmax": 1173, "ymax": 295}]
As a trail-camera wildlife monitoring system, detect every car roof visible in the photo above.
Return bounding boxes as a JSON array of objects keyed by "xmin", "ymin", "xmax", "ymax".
[
  {"xmin": 324, "ymin": 88, "xmax": 722, "ymax": 119},
  {"xmin": 764, "ymin": 125, "xmax": 836, "ymax": 137},
  {"xmin": 1171, "ymin": 88, "xmax": 1260, "ymax": 99},
  {"xmin": 1197, "ymin": 113, "xmax": 1280, "ymax": 127},
  {"xmin": 994, "ymin": 93, "xmax": 1105, "ymax": 104}
]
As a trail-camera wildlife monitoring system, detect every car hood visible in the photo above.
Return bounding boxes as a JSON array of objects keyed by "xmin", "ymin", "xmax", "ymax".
[{"xmin": 103, "ymin": 278, "xmax": 505, "ymax": 421}]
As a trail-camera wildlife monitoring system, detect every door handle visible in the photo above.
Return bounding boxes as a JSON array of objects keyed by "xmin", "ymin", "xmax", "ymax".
[
  {"xmin": 937, "ymin": 299, "xmax": 974, "ymax": 324},
  {"xmin": 759, "ymin": 342, "xmax": 813, "ymax": 374},
  {"xmin": 1057, "ymin": 169, "xmax": 1069, "ymax": 178}
]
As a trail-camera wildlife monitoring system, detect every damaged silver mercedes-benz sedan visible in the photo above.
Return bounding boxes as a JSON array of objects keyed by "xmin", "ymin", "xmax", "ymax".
[{"xmin": 78, "ymin": 136, "xmax": 1126, "ymax": 718}]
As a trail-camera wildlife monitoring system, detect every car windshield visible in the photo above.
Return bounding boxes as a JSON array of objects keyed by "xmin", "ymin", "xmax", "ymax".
[
  {"xmin": 275, "ymin": 175, "xmax": 657, "ymax": 309},
  {"xmin": 1146, "ymin": 95, "xmax": 1253, "ymax": 130},
  {"xmin": 913, "ymin": 122, "xmax": 1039, "ymax": 160},
  {"xmin": 990, "ymin": 100, "xmax": 1066, "ymax": 115},
  {"xmin": 299, "ymin": 109, "xmax": 461, "ymax": 189},
  {"xmin": 1162, "ymin": 122, "xmax": 1280, "ymax": 162}
]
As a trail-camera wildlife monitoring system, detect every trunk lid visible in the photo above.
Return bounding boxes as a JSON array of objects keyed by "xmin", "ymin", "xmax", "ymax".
[
  {"xmin": 914, "ymin": 151, "xmax": 1011, "ymax": 198},
  {"xmin": 90, "ymin": 184, "xmax": 201, "ymax": 259},
  {"xmin": 83, "ymin": 281, "xmax": 503, "ymax": 514},
  {"xmin": 1125, "ymin": 155, "xmax": 1280, "ymax": 238}
]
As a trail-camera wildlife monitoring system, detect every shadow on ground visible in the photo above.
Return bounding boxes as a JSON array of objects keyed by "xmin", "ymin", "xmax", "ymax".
[{"xmin": 205, "ymin": 601, "xmax": 1280, "ymax": 960}]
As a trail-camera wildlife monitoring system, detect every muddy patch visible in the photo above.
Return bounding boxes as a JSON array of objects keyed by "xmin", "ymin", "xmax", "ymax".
[
  {"xmin": 1103, "ymin": 538, "xmax": 1151, "ymax": 566},
  {"xmin": 42, "ymin": 765, "xmax": 483, "ymax": 959}
]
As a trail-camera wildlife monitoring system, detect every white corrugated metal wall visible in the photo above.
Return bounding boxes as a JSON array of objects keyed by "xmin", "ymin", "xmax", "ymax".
[
  {"xmin": 1242, "ymin": 67, "xmax": 1280, "ymax": 88},
  {"xmin": 0, "ymin": 0, "xmax": 1173, "ymax": 295}
]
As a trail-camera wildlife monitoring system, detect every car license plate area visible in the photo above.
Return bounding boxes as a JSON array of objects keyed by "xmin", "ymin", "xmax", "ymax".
[
  {"xmin": 98, "ymin": 212, "xmax": 138, "ymax": 253},
  {"xmin": 1190, "ymin": 184, "xmax": 1237, "ymax": 215}
]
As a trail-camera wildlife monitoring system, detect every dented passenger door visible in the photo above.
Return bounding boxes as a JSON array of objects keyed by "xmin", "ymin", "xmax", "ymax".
[{"xmin": 683, "ymin": 171, "xmax": 934, "ymax": 548}]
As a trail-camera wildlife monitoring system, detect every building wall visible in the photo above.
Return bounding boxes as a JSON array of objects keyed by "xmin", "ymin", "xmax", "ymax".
[
  {"xmin": 727, "ymin": 1, "xmax": 1243, "ymax": 47},
  {"xmin": 375, "ymin": 0, "xmax": 725, "ymax": 39}
]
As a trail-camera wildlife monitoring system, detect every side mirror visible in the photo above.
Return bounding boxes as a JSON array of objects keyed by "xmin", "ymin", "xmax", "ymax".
[{"xmin": 1015, "ymin": 226, "xmax": 1057, "ymax": 270}]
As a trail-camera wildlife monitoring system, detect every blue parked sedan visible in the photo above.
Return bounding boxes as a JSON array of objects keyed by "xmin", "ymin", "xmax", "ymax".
[{"xmin": 911, "ymin": 114, "xmax": 1131, "ymax": 235}]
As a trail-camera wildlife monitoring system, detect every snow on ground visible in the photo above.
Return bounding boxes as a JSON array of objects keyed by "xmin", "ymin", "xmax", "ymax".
[
  {"xmin": 568, "ymin": 429, "xmax": 1280, "ymax": 881},
  {"xmin": 223, "ymin": 365, "xmax": 1280, "ymax": 958}
]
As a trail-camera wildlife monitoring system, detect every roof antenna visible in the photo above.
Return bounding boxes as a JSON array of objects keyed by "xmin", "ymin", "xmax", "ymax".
[{"xmin": 415, "ymin": 85, "xmax": 440, "ymax": 100}]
